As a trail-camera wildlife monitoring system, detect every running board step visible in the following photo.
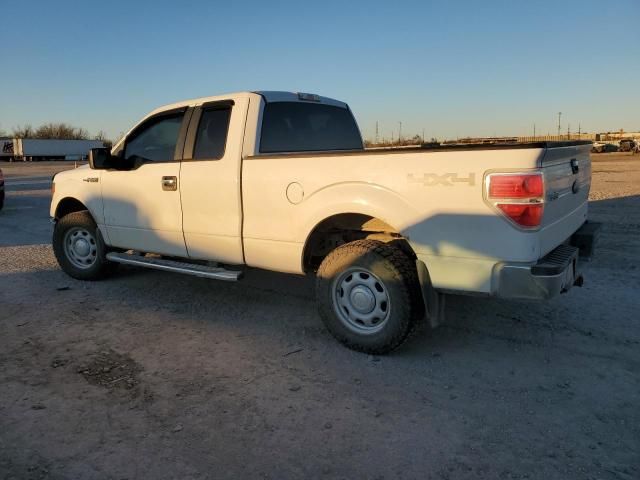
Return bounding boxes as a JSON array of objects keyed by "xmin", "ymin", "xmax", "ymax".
[{"xmin": 106, "ymin": 252, "xmax": 242, "ymax": 281}]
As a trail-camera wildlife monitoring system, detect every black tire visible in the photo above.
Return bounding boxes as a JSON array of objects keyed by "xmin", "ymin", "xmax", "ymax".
[
  {"xmin": 53, "ymin": 210, "xmax": 115, "ymax": 280},
  {"xmin": 316, "ymin": 240, "xmax": 422, "ymax": 354}
]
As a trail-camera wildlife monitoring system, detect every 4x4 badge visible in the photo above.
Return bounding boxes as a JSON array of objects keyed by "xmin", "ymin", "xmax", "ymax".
[{"xmin": 408, "ymin": 172, "xmax": 476, "ymax": 187}]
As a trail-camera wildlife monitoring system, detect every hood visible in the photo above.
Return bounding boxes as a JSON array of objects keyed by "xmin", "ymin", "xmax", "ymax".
[{"xmin": 53, "ymin": 163, "xmax": 91, "ymax": 182}]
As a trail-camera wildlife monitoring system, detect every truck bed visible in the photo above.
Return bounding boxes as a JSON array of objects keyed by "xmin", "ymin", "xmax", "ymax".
[
  {"xmin": 248, "ymin": 140, "xmax": 593, "ymax": 158},
  {"xmin": 243, "ymin": 140, "xmax": 592, "ymax": 295}
]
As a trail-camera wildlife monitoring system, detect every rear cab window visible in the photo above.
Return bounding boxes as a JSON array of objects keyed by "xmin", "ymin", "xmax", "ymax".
[{"xmin": 259, "ymin": 102, "xmax": 363, "ymax": 154}]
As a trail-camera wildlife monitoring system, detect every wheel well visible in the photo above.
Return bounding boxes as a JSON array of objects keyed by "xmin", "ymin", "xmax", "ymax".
[
  {"xmin": 302, "ymin": 213, "xmax": 415, "ymax": 273},
  {"xmin": 55, "ymin": 197, "xmax": 88, "ymax": 220}
]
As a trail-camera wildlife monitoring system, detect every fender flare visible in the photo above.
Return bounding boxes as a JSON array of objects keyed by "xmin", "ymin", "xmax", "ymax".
[
  {"xmin": 53, "ymin": 196, "xmax": 90, "ymax": 220},
  {"xmin": 297, "ymin": 182, "xmax": 418, "ymax": 246}
]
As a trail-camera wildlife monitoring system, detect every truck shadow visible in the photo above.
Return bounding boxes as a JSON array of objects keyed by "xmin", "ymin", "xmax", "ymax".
[{"xmin": 1, "ymin": 192, "xmax": 638, "ymax": 357}]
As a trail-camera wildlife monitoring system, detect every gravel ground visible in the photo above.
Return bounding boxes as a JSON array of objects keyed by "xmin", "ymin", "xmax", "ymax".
[{"xmin": 0, "ymin": 155, "xmax": 638, "ymax": 480}]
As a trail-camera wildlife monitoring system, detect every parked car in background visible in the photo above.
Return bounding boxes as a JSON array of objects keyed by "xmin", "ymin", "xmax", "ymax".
[
  {"xmin": 619, "ymin": 139, "xmax": 639, "ymax": 153},
  {"xmin": 592, "ymin": 142, "xmax": 619, "ymax": 153},
  {"xmin": 0, "ymin": 167, "xmax": 4, "ymax": 210}
]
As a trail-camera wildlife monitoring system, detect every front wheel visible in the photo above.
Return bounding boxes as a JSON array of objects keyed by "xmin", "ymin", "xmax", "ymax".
[
  {"xmin": 53, "ymin": 210, "xmax": 115, "ymax": 280},
  {"xmin": 315, "ymin": 240, "xmax": 422, "ymax": 354}
]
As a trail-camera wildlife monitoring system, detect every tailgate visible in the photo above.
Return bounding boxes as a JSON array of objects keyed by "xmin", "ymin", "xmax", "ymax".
[{"xmin": 538, "ymin": 143, "xmax": 592, "ymax": 256}]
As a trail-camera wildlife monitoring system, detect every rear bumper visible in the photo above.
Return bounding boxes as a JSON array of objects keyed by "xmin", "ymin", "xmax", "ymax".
[{"xmin": 494, "ymin": 221, "xmax": 600, "ymax": 300}]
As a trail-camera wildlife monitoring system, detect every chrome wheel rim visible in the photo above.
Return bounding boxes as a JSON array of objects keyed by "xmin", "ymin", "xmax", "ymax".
[
  {"xmin": 63, "ymin": 227, "xmax": 97, "ymax": 269},
  {"xmin": 332, "ymin": 268, "xmax": 391, "ymax": 334}
]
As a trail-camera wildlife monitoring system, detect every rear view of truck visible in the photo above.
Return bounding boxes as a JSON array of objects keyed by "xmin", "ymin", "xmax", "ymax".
[{"xmin": 487, "ymin": 141, "xmax": 597, "ymax": 299}]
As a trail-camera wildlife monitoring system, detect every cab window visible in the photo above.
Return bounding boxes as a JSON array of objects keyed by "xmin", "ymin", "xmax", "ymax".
[
  {"xmin": 124, "ymin": 112, "xmax": 184, "ymax": 163},
  {"xmin": 259, "ymin": 102, "xmax": 363, "ymax": 153},
  {"xmin": 193, "ymin": 106, "xmax": 232, "ymax": 160}
]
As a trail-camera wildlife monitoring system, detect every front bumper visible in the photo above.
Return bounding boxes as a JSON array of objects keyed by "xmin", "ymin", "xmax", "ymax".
[{"xmin": 494, "ymin": 222, "xmax": 600, "ymax": 300}]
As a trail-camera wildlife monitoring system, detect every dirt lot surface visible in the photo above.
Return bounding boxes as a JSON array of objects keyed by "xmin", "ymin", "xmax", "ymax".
[{"xmin": 1, "ymin": 155, "xmax": 638, "ymax": 479}]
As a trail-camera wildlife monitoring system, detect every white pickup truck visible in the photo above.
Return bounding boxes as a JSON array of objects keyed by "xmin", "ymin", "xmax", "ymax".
[{"xmin": 50, "ymin": 91, "xmax": 599, "ymax": 353}]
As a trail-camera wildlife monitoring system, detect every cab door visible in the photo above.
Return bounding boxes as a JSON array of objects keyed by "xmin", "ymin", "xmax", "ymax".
[
  {"xmin": 101, "ymin": 108, "xmax": 191, "ymax": 257},
  {"xmin": 179, "ymin": 97, "xmax": 248, "ymax": 263}
]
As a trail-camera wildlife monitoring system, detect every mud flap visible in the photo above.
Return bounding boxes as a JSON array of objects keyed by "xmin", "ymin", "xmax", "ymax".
[
  {"xmin": 416, "ymin": 260, "xmax": 446, "ymax": 328},
  {"xmin": 570, "ymin": 221, "xmax": 601, "ymax": 260}
]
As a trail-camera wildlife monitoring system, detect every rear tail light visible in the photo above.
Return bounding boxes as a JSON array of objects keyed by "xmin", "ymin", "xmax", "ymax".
[
  {"xmin": 496, "ymin": 203, "xmax": 543, "ymax": 227},
  {"xmin": 486, "ymin": 172, "xmax": 544, "ymax": 228},
  {"xmin": 489, "ymin": 174, "xmax": 543, "ymax": 198}
]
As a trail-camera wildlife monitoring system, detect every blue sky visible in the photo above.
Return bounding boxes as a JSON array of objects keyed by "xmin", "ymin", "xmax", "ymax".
[{"xmin": 1, "ymin": 0, "xmax": 638, "ymax": 142}]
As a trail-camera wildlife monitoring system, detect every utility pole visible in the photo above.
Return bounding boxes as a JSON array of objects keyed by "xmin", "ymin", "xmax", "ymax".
[
  {"xmin": 578, "ymin": 123, "xmax": 581, "ymax": 137},
  {"xmin": 422, "ymin": 128, "xmax": 425, "ymax": 144},
  {"xmin": 557, "ymin": 112, "xmax": 562, "ymax": 138},
  {"xmin": 533, "ymin": 123, "xmax": 536, "ymax": 138},
  {"xmin": 375, "ymin": 121, "xmax": 379, "ymax": 144},
  {"xmin": 567, "ymin": 123, "xmax": 570, "ymax": 140},
  {"xmin": 398, "ymin": 121, "xmax": 402, "ymax": 145}
]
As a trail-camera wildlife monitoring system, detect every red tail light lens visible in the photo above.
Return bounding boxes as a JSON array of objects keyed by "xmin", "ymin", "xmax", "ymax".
[
  {"xmin": 489, "ymin": 174, "xmax": 543, "ymax": 198},
  {"xmin": 487, "ymin": 172, "xmax": 544, "ymax": 228},
  {"xmin": 496, "ymin": 203, "xmax": 543, "ymax": 227}
]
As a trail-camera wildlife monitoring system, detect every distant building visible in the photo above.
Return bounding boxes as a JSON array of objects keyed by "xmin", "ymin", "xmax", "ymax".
[{"xmin": 596, "ymin": 131, "xmax": 640, "ymax": 141}]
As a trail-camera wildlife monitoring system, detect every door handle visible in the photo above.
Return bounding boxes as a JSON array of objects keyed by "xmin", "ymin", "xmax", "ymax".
[{"xmin": 162, "ymin": 176, "xmax": 177, "ymax": 191}]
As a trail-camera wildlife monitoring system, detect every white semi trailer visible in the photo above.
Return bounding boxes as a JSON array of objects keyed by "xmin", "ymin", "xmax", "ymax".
[{"xmin": 1, "ymin": 139, "xmax": 104, "ymax": 161}]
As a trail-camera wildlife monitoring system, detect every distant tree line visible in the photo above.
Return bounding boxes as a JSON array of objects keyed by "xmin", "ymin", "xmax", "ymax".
[{"xmin": 9, "ymin": 123, "xmax": 111, "ymax": 146}]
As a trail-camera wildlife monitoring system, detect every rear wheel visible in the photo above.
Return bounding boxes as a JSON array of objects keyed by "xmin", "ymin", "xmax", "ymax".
[
  {"xmin": 53, "ymin": 210, "xmax": 115, "ymax": 280},
  {"xmin": 316, "ymin": 240, "xmax": 422, "ymax": 354}
]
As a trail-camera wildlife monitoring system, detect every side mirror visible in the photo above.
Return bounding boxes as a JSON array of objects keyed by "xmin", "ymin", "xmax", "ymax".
[{"xmin": 88, "ymin": 148, "xmax": 112, "ymax": 170}]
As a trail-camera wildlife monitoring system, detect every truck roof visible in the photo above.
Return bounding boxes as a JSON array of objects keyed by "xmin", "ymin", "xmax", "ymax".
[
  {"xmin": 254, "ymin": 91, "xmax": 348, "ymax": 108},
  {"xmin": 113, "ymin": 91, "xmax": 350, "ymax": 152},
  {"xmin": 148, "ymin": 91, "xmax": 348, "ymax": 117}
]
